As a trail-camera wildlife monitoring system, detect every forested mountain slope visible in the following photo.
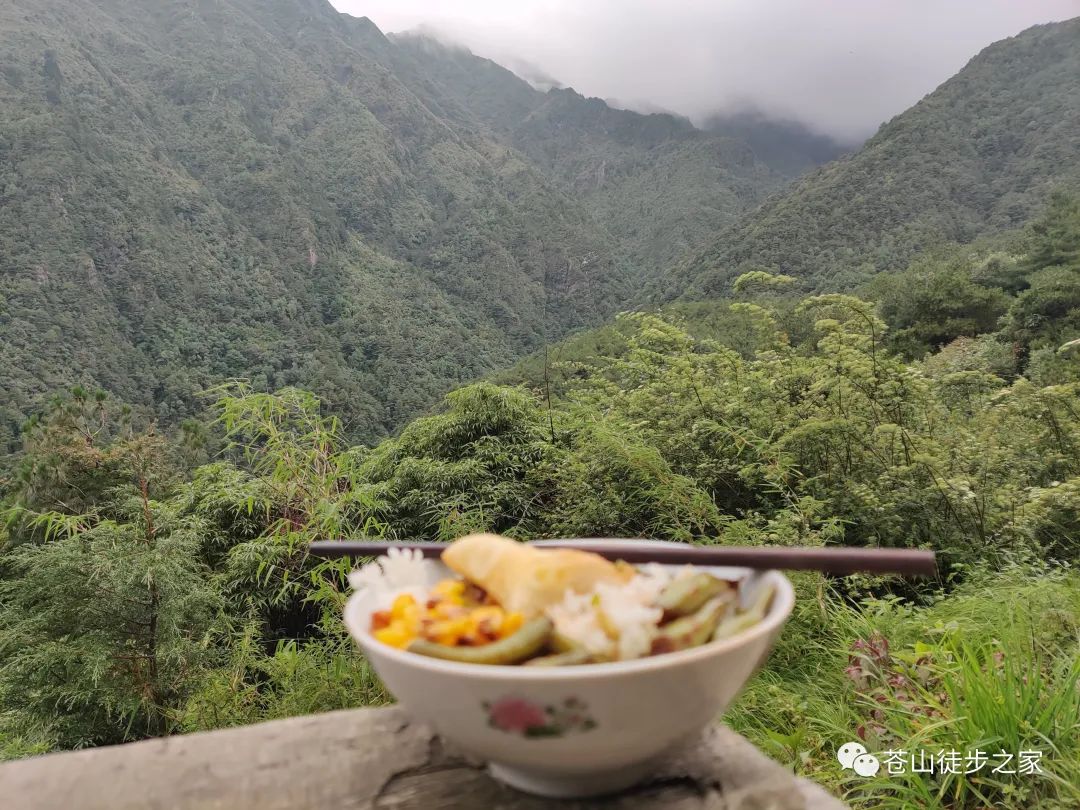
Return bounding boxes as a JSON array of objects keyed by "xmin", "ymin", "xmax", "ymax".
[
  {"xmin": 390, "ymin": 33, "xmax": 829, "ymax": 269},
  {"xmin": 670, "ymin": 17, "xmax": 1080, "ymax": 298},
  {"xmin": 508, "ymin": 88, "xmax": 787, "ymax": 271},
  {"xmin": 0, "ymin": 0, "xmax": 635, "ymax": 448},
  {"xmin": 0, "ymin": 0, "xmax": 830, "ymax": 451},
  {"xmin": 702, "ymin": 110, "xmax": 851, "ymax": 178}
]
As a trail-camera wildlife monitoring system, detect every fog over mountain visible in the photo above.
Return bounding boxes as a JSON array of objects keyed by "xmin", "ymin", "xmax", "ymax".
[{"xmin": 331, "ymin": 0, "xmax": 1079, "ymax": 143}]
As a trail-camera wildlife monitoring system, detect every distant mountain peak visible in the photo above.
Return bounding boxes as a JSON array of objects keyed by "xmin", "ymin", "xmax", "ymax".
[
  {"xmin": 702, "ymin": 107, "xmax": 852, "ymax": 176},
  {"xmin": 390, "ymin": 28, "xmax": 565, "ymax": 93},
  {"xmin": 669, "ymin": 16, "xmax": 1080, "ymax": 300}
]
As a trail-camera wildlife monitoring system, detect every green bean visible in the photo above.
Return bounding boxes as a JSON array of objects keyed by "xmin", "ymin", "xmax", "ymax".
[
  {"xmin": 711, "ymin": 612, "xmax": 760, "ymax": 642},
  {"xmin": 549, "ymin": 630, "xmax": 580, "ymax": 653},
  {"xmin": 657, "ymin": 572, "xmax": 733, "ymax": 619},
  {"xmin": 522, "ymin": 648, "xmax": 594, "ymax": 667},
  {"xmin": 406, "ymin": 617, "xmax": 553, "ymax": 665},
  {"xmin": 651, "ymin": 597, "xmax": 729, "ymax": 654},
  {"xmin": 712, "ymin": 583, "xmax": 776, "ymax": 642}
]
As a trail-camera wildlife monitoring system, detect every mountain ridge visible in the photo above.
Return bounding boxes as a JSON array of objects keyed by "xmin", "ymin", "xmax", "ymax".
[
  {"xmin": 667, "ymin": 16, "xmax": 1080, "ymax": 299},
  {"xmin": 0, "ymin": 0, "xmax": 639, "ymax": 445},
  {"xmin": 0, "ymin": 0, "xmax": 821, "ymax": 448},
  {"xmin": 387, "ymin": 30, "xmax": 818, "ymax": 270}
]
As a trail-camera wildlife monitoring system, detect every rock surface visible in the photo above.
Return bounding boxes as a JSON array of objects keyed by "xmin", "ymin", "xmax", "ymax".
[{"xmin": 0, "ymin": 706, "xmax": 849, "ymax": 809}]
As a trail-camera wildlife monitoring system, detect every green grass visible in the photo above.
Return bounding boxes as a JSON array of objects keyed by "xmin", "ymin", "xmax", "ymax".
[
  {"xmin": 725, "ymin": 566, "xmax": 1080, "ymax": 809},
  {"xmin": 848, "ymin": 640, "xmax": 1080, "ymax": 809}
]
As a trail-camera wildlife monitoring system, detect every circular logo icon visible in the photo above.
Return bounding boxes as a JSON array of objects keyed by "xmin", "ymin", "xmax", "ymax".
[
  {"xmin": 853, "ymin": 753, "xmax": 881, "ymax": 777},
  {"xmin": 837, "ymin": 741, "xmax": 867, "ymax": 769}
]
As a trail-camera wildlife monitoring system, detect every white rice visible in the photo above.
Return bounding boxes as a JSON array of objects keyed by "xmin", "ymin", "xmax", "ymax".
[
  {"xmin": 348, "ymin": 547, "xmax": 438, "ymax": 612},
  {"xmin": 545, "ymin": 564, "xmax": 697, "ymax": 661}
]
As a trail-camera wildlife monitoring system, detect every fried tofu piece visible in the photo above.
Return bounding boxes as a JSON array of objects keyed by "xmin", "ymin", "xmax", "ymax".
[{"xmin": 441, "ymin": 533, "xmax": 630, "ymax": 617}]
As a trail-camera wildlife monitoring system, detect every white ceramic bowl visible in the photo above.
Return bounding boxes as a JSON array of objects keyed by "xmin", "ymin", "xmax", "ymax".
[{"xmin": 343, "ymin": 540, "xmax": 795, "ymax": 798}]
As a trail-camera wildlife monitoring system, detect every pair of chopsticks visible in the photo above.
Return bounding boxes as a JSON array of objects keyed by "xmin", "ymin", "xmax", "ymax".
[{"xmin": 308, "ymin": 540, "xmax": 937, "ymax": 577}]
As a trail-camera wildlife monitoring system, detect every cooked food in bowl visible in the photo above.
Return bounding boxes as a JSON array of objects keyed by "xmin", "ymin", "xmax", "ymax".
[
  {"xmin": 343, "ymin": 534, "xmax": 795, "ymax": 798},
  {"xmin": 353, "ymin": 533, "xmax": 776, "ymax": 666}
]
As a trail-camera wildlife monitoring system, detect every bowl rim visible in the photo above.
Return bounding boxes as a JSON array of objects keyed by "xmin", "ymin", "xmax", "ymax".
[{"xmin": 343, "ymin": 541, "xmax": 796, "ymax": 681}]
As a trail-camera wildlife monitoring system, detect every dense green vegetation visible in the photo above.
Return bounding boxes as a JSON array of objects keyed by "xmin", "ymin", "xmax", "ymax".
[
  {"xmin": 392, "ymin": 33, "xmax": 838, "ymax": 270},
  {"xmin": 3, "ymin": 196, "xmax": 1078, "ymax": 809},
  {"xmin": 702, "ymin": 108, "xmax": 850, "ymax": 177},
  {"xmin": 0, "ymin": 0, "xmax": 814, "ymax": 455},
  {"xmin": 509, "ymin": 192, "xmax": 1080, "ymax": 392},
  {"xmin": 668, "ymin": 17, "xmax": 1080, "ymax": 298},
  {"xmin": 5, "ymin": 0, "xmax": 630, "ymax": 448},
  {"xmin": 2, "ymin": 2, "xmax": 1080, "ymax": 807}
]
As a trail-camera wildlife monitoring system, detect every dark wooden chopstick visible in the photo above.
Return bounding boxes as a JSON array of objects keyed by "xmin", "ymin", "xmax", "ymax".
[{"xmin": 308, "ymin": 540, "xmax": 937, "ymax": 577}]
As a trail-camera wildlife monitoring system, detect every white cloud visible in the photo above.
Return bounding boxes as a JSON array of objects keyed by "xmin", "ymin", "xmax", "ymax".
[{"xmin": 330, "ymin": 0, "xmax": 1079, "ymax": 142}]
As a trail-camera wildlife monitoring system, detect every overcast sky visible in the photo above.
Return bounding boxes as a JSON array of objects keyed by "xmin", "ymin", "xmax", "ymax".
[{"xmin": 330, "ymin": 0, "xmax": 1079, "ymax": 143}]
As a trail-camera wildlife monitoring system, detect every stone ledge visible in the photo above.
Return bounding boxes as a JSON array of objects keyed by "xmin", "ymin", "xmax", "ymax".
[{"xmin": 0, "ymin": 706, "xmax": 848, "ymax": 809}]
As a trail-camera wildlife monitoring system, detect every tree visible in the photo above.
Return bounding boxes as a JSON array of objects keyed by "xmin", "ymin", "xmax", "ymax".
[
  {"xmin": 1024, "ymin": 192, "xmax": 1080, "ymax": 275},
  {"xmin": 872, "ymin": 253, "xmax": 1009, "ymax": 357},
  {"xmin": 0, "ymin": 478, "xmax": 221, "ymax": 748}
]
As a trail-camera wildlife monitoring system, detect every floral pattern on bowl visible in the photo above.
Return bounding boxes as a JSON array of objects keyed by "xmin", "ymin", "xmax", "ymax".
[{"xmin": 482, "ymin": 695, "xmax": 597, "ymax": 738}]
